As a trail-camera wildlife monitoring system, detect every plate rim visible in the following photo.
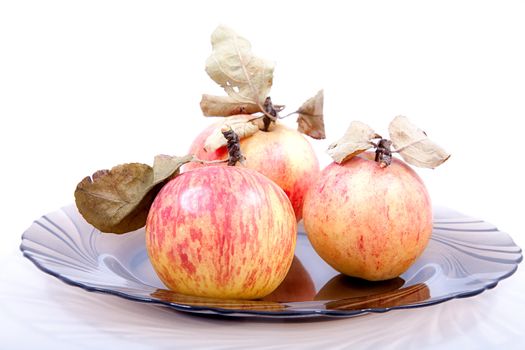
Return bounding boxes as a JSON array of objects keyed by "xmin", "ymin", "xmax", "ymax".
[{"xmin": 19, "ymin": 206, "xmax": 523, "ymax": 319}]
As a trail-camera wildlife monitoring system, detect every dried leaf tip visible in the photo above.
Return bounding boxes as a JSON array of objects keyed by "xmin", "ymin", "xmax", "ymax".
[{"xmin": 296, "ymin": 90, "xmax": 326, "ymax": 139}]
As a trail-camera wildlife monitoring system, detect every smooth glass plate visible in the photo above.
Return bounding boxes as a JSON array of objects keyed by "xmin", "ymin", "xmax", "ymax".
[{"xmin": 20, "ymin": 205, "xmax": 522, "ymax": 318}]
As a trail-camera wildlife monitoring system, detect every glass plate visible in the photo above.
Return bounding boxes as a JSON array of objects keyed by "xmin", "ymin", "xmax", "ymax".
[{"xmin": 20, "ymin": 205, "xmax": 522, "ymax": 318}]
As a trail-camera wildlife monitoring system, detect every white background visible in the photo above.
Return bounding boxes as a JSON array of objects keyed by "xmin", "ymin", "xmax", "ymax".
[
  {"xmin": 2, "ymin": 0, "xmax": 524, "ymax": 255},
  {"xmin": 1, "ymin": 0, "xmax": 524, "ymax": 348}
]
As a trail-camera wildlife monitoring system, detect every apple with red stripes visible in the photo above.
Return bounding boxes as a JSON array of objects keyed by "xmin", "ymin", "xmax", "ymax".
[
  {"xmin": 303, "ymin": 153, "xmax": 433, "ymax": 281},
  {"xmin": 146, "ymin": 165, "xmax": 297, "ymax": 299},
  {"xmin": 185, "ymin": 119, "xmax": 320, "ymax": 221}
]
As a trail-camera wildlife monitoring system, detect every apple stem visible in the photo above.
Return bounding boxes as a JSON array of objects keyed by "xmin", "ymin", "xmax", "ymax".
[
  {"xmin": 261, "ymin": 97, "xmax": 277, "ymax": 131},
  {"xmin": 246, "ymin": 97, "xmax": 286, "ymax": 130},
  {"xmin": 374, "ymin": 139, "xmax": 393, "ymax": 168},
  {"xmin": 261, "ymin": 96, "xmax": 286, "ymax": 131},
  {"xmin": 221, "ymin": 126, "xmax": 246, "ymax": 166}
]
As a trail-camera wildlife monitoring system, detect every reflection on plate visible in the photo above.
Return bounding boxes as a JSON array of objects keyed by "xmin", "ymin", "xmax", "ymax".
[{"xmin": 20, "ymin": 205, "xmax": 522, "ymax": 318}]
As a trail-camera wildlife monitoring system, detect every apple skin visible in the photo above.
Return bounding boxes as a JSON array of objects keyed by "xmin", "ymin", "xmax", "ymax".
[
  {"xmin": 146, "ymin": 165, "xmax": 297, "ymax": 299},
  {"xmin": 303, "ymin": 153, "xmax": 432, "ymax": 281},
  {"xmin": 185, "ymin": 117, "xmax": 320, "ymax": 220}
]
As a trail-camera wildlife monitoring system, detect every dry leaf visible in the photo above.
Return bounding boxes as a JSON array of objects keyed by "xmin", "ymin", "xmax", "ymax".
[
  {"xmin": 153, "ymin": 154, "xmax": 194, "ymax": 184},
  {"xmin": 327, "ymin": 121, "xmax": 381, "ymax": 163},
  {"xmin": 204, "ymin": 116, "xmax": 259, "ymax": 152},
  {"xmin": 205, "ymin": 25, "xmax": 274, "ymax": 105},
  {"xmin": 296, "ymin": 90, "xmax": 325, "ymax": 139},
  {"xmin": 74, "ymin": 154, "xmax": 193, "ymax": 234},
  {"xmin": 389, "ymin": 115, "xmax": 450, "ymax": 169},
  {"xmin": 200, "ymin": 94, "xmax": 261, "ymax": 117}
]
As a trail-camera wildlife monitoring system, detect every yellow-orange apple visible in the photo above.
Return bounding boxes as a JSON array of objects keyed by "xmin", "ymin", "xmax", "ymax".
[
  {"xmin": 303, "ymin": 153, "xmax": 432, "ymax": 281},
  {"xmin": 146, "ymin": 165, "xmax": 297, "ymax": 299},
  {"xmin": 185, "ymin": 117, "xmax": 320, "ymax": 220}
]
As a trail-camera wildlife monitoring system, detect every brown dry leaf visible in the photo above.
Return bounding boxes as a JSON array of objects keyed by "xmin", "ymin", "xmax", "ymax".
[
  {"xmin": 205, "ymin": 25, "xmax": 274, "ymax": 105},
  {"xmin": 74, "ymin": 154, "xmax": 193, "ymax": 234},
  {"xmin": 200, "ymin": 94, "xmax": 261, "ymax": 117},
  {"xmin": 204, "ymin": 116, "xmax": 259, "ymax": 152},
  {"xmin": 327, "ymin": 121, "xmax": 381, "ymax": 163},
  {"xmin": 389, "ymin": 115, "xmax": 450, "ymax": 169},
  {"xmin": 153, "ymin": 154, "xmax": 194, "ymax": 184},
  {"xmin": 296, "ymin": 90, "xmax": 325, "ymax": 139}
]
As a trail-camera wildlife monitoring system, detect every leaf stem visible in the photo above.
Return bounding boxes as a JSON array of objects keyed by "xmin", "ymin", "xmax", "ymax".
[{"xmin": 279, "ymin": 111, "xmax": 297, "ymax": 119}]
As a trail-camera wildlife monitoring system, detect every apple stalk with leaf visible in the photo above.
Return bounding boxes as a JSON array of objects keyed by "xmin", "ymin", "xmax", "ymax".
[
  {"xmin": 76, "ymin": 127, "xmax": 297, "ymax": 299},
  {"xmin": 186, "ymin": 26, "xmax": 324, "ymax": 220}
]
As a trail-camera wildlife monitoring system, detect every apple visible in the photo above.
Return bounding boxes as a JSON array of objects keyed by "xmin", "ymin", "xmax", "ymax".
[
  {"xmin": 185, "ymin": 117, "xmax": 320, "ymax": 220},
  {"xmin": 302, "ymin": 153, "xmax": 432, "ymax": 281},
  {"xmin": 146, "ymin": 165, "xmax": 297, "ymax": 299}
]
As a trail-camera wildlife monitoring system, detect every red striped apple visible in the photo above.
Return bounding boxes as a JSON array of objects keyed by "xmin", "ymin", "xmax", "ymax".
[
  {"xmin": 146, "ymin": 165, "xmax": 297, "ymax": 299},
  {"xmin": 185, "ymin": 117, "xmax": 320, "ymax": 220},
  {"xmin": 303, "ymin": 153, "xmax": 432, "ymax": 281}
]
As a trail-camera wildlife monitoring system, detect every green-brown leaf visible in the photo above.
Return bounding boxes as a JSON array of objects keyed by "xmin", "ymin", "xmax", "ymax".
[{"xmin": 74, "ymin": 154, "xmax": 193, "ymax": 234}]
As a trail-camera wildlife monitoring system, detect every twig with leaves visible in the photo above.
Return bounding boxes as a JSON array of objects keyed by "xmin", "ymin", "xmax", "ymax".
[
  {"xmin": 200, "ymin": 25, "xmax": 326, "ymax": 142},
  {"xmin": 327, "ymin": 116, "xmax": 450, "ymax": 169},
  {"xmin": 74, "ymin": 129, "xmax": 246, "ymax": 234}
]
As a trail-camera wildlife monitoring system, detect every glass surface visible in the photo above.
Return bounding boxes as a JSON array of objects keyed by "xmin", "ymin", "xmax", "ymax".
[{"xmin": 20, "ymin": 205, "xmax": 522, "ymax": 318}]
